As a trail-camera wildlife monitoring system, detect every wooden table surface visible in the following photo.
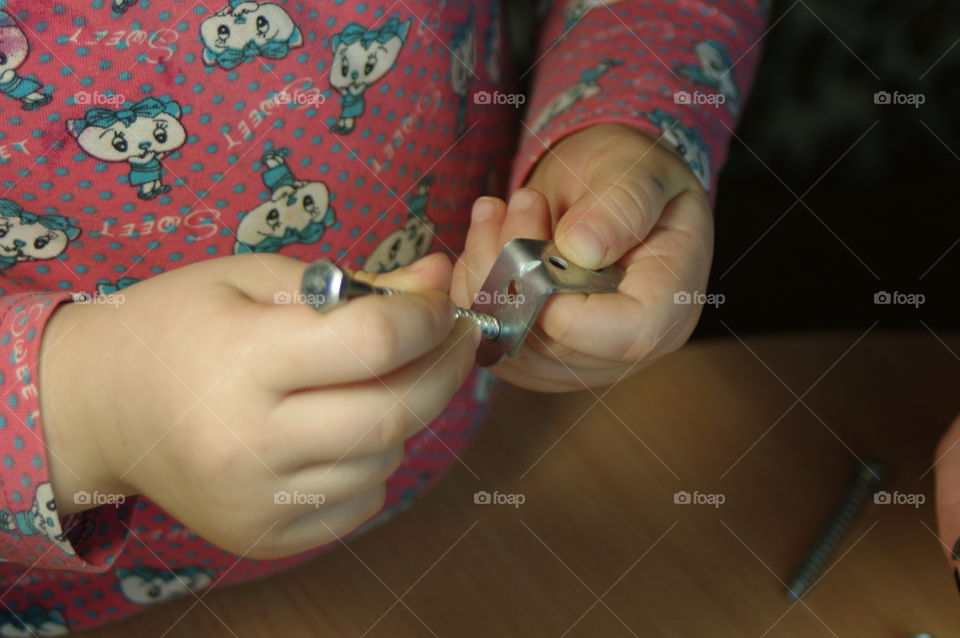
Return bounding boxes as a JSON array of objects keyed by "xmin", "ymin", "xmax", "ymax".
[{"xmin": 88, "ymin": 331, "xmax": 960, "ymax": 637}]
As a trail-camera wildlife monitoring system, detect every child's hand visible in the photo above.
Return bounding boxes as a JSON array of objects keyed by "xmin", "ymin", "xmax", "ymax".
[
  {"xmin": 452, "ymin": 123, "xmax": 712, "ymax": 391},
  {"xmin": 40, "ymin": 253, "xmax": 479, "ymax": 557}
]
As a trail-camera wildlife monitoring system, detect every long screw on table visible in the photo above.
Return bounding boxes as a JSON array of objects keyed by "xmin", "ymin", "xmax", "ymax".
[
  {"xmin": 786, "ymin": 457, "xmax": 884, "ymax": 600},
  {"xmin": 300, "ymin": 259, "xmax": 502, "ymax": 340}
]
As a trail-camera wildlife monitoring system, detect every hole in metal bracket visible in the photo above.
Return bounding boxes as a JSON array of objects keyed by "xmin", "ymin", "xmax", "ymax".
[
  {"xmin": 547, "ymin": 256, "xmax": 567, "ymax": 270},
  {"xmin": 506, "ymin": 280, "xmax": 521, "ymax": 297}
]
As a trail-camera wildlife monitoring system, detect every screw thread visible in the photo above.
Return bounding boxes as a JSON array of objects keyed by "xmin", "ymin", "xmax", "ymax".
[
  {"xmin": 455, "ymin": 308, "xmax": 501, "ymax": 340},
  {"xmin": 786, "ymin": 459, "xmax": 884, "ymax": 600},
  {"xmin": 376, "ymin": 286, "xmax": 500, "ymax": 340}
]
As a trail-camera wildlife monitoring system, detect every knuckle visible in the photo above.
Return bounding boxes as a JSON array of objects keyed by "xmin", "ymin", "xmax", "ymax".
[
  {"xmin": 357, "ymin": 307, "xmax": 402, "ymax": 370},
  {"xmin": 178, "ymin": 424, "xmax": 242, "ymax": 478},
  {"xmin": 601, "ymin": 180, "xmax": 654, "ymax": 239},
  {"xmin": 375, "ymin": 402, "xmax": 414, "ymax": 451}
]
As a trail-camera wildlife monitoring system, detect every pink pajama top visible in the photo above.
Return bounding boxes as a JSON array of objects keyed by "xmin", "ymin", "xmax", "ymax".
[{"xmin": 0, "ymin": 0, "xmax": 763, "ymax": 632}]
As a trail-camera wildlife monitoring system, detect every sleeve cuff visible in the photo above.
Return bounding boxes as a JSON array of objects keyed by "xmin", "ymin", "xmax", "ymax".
[{"xmin": 0, "ymin": 292, "xmax": 134, "ymax": 572}]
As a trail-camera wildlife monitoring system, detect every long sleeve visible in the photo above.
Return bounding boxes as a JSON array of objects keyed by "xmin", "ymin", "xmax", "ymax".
[
  {"xmin": 0, "ymin": 291, "xmax": 135, "ymax": 571},
  {"xmin": 511, "ymin": 0, "xmax": 770, "ymax": 199}
]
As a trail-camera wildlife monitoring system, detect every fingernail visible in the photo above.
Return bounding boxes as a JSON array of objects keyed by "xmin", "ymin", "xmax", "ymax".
[
  {"xmin": 565, "ymin": 220, "xmax": 606, "ymax": 268},
  {"xmin": 472, "ymin": 197, "xmax": 497, "ymax": 222},
  {"xmin": 508, "ymin": 188, "xmax": 537, "ymax": 211}
]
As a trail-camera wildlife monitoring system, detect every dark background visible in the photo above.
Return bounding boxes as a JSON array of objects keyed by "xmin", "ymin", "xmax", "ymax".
[{"xmin": 701, "ymin": 0, "xmax": 960, "ymax": 336}]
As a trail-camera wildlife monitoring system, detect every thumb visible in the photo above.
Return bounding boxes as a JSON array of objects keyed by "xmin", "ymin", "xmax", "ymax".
[
  {"xmin": 934, "ymin": 411, "xmax": 960, "ymax": 590},
  {"xmin": 554, "ymin": 171, "xmax": 675, "ymax": 270}
]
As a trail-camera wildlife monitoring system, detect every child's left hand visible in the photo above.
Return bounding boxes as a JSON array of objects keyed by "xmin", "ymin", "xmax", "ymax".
[{"xmin": 452, "ymin": 123, "xmax": 713, "ymax": 392}]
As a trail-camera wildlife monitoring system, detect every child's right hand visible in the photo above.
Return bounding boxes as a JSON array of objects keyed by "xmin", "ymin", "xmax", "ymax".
[{"xmin": 39, "ymin": 252, "xmax": 479, "ymax": 558}]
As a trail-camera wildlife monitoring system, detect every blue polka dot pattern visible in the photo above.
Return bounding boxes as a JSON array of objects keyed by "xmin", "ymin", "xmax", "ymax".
[{"xmin": 0, "ymin": 0, "xmax": 767, "ymax": 633}]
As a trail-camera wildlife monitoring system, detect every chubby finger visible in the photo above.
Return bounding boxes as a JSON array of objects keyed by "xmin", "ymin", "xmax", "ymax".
[
  {"xmin": 271, "ymin": 317, "xmax": 480, "ymax": 464},
  {"xmin": 256, "ymin": 257, "xmax": 459, "ymax": 391},
  {"xmin": 453, "ymin": 196, "xmax": 507, "ymax": 308},
  {"xmin": 498, "ymin": 188, "xmax": 553, "ymax": 247}
]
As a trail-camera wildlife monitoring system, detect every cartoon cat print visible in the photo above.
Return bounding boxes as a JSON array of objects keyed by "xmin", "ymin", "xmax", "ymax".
[
  {"xmin": 528, "ymin": 59, "xmax": 620, "ymax": 134},
  {"xmin": 0, "ymin": 483, "xmax": 75, "ymax": 558},
  {"xmin": 200, "ymin": 1, "xmax": 303, "ymax": 69},
  {"xmin": 0, "ymin": 605, "xmax": 68, "ymax": 637},
  {"xmin": 329, "ymin": 16, "xmax": 412, "ymax": 134},
  {"xmin": 0, "ymin": 11, "xmax": 52, "ymax": 110},
  {"xmin": 67, "ymin": 96, "xmax": 187, "ymax": 201},
  {"xmin": 364, "ymin": 175, "xmax": 436, "ymax": 273},
  {"xmin": 676, "ymin": 39, "xmax": 740, "ymax": 114},
  {"xmin": 116, "ymin": 566, "xmax": 214, "ymax": 605},
  {"xmin": 0, "ymin": 199, "xmax": 80, "ymax": 271},
  {"xmin": 235, "ymin": 147, "xmax": 336, "ymax": 253}
]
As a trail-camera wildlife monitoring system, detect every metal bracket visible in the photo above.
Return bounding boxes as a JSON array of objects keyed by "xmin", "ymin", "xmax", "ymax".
[{"xmin": 470, "ymin": 238, "xmax": 624, "ymax": 367}]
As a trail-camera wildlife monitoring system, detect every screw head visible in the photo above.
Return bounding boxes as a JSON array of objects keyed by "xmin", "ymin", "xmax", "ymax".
[{"xmin": 301, "ymin": 259, "xmax": 347, "ymax": 312}]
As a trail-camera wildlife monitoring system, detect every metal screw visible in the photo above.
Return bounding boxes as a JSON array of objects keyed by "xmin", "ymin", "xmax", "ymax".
[
  {"xmin": 786, "ymin": 457, "xmax": 884, "ymax": 601},
  {"xmin": 300, "ymin": 259, "xmax": 501, "ymax": 340}
]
